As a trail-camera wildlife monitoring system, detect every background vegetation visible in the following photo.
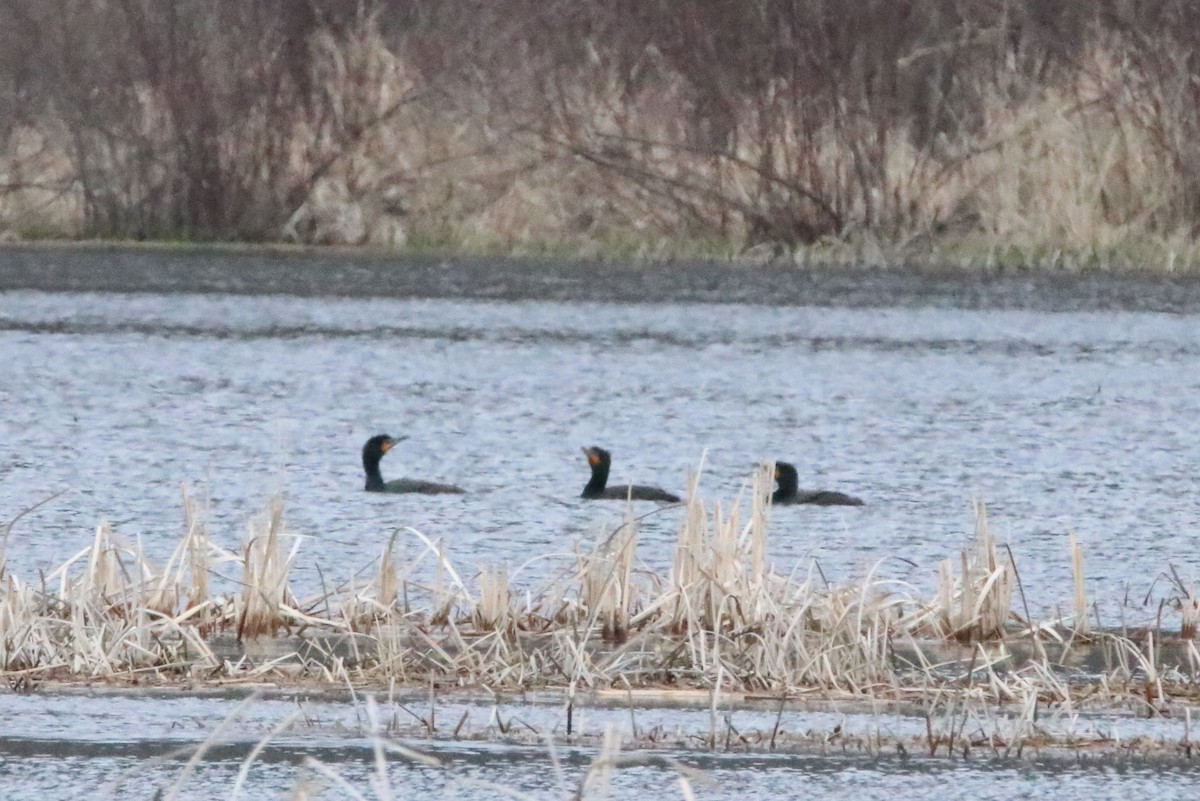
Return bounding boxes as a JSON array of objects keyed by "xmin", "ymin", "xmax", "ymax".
[{"xmin": 3, "ymin": 0, "xmax": 1200, "ymax": 268}]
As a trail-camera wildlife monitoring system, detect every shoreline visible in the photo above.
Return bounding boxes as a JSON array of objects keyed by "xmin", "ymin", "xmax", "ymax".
[
  {"xmin": 4, "ymin": 678, "xmax": 1199, "ymax": 768},
  {"xmin": 6, "ymin": 234, "xmax": 1200, "ymax": 273},
  {"xmin": 5, "ymin": 239, "xmax": 1200, "ymax": 313}
]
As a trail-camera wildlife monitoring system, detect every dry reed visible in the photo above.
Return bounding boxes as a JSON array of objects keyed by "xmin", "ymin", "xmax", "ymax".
[
  {"xmin": 1, "ymin": 476, "xmax": 1197, "ymax": 718},
  {"xmin": 929, "ymin": 501, "xmax": 1014, "ymax": 642},
  {"xmin": 1069, "ymin": 531, "xmax": 1090, "ymax": 637}
]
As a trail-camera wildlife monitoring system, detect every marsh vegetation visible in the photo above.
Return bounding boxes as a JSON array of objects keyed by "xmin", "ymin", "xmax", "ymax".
[
  {"xmin": 3, "ymin": 465, "xmax": 1199, "ymax": 726},
  {"xmin": 4, "ymin": 1, "xmax": 1200, "ymax": 269}
]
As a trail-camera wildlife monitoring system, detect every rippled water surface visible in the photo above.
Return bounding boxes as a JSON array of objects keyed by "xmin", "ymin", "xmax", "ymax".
[
  {"xmin": 1, "ymin": 690, "xmax": 1199, "ymax": 800},
  {"xmin": 4, "ymin": 250, "xmax": 1200, "ymax": 620},
  {"xmin": 4, "ymin": 247, "xmax": 1200, "ymax": 797},
  {"xmin": 11, "ymin": 743, "xmax": 1200, "ymax": 801},
  {"xmin": 11, "ymin": 751, "xmax": 1200, "ymax": 801}
]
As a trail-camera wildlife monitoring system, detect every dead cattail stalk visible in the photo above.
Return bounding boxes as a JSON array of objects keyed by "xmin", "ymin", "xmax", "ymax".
[
  {"xmin": 474, "ymin": 565, "xmax": 512, "ymax": 633},
  {"xmin": 376, "ymin": 532, "xmax": 400, "ymax": 613},
  {"xmin": 1182, "ymin": 586, "xmax": 1200, "ymax": 640},
  {"xmin": 238, "ymin": 496, "xmax": 299, "ymax": 639},
  {"xmin": 181, "ymin": 484, "xmax": 210, "ymax": 610},
  {"xmin": 579, "ymin": 509, "xmax": 639, "ymax": 643},
  {"xmin": 933, "ymin": 501, "xmax": 1013, "ymax": 642},
  {"xmin": 1069, "ymin": 531, "xmax": 1090, "ymax": 637}
]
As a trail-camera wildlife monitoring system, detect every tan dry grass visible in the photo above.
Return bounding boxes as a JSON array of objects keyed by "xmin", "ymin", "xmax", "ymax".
[
  {"xmin": 237, "ymin": 497, "xmax": 301, "ymax": 639},
  {"xmin": 0, "ymin": 474, "xmax": 1196, "ymax": 714},
  {"xmin": 927, "ymin": 500, "xmax": 1014, "ymax": 642}
]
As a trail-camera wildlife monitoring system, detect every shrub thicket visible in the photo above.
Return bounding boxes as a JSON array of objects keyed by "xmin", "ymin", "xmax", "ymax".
[{"xmin": 2, "ymin": 0, "xmax": 1199, "ymax": 263}]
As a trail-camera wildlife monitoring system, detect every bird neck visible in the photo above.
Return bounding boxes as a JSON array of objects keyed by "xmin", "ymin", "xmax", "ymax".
[
  {"xmin": 363, "ymin": 454, "xmax": 385, "ymax": 491},
  {"xmin": 583, "ymin": 462, "xmax": 609, "ymax": 496},
  {"xmin": 774, "ymin": 470, "xmax": 798, "ymax": 502}
]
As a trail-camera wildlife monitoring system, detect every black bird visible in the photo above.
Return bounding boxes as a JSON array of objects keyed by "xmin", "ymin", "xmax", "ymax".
[
  {"xmin": 581, "ymin": 446, "xmax": 680, "ymax": 503},
  {"xmin": 362, "ymin": 434, "xmax": 465, "ymax": 494},
  {"xmin": 772, "ymin": 461, "xmax": 863, "ymax": 506}
]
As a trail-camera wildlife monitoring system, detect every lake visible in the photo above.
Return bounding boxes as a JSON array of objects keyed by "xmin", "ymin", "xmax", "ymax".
[{"xmin": 2, "ymin": 246, "xmax": 1200, "ymax": 797}]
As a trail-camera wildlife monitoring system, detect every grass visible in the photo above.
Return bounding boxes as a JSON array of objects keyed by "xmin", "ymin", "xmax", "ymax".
[{"xmin": 2, "ymin": 471, "xmax": 1199, "ymax": 723}]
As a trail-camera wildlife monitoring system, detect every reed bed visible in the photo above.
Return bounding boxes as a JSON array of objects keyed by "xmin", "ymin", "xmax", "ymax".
[{"xmin": 2, "ymin": 479, "xmax": 1199, "ymax": 717}]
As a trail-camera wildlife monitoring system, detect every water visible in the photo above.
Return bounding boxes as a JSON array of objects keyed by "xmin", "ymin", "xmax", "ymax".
[
  {"xmin": 11, "ymin": 744, "xmax": 1199, "ymax": 801},
  {"xmin": 3, "ymin": 254, "xmax": 1200, "ymax": 621},
  {"xmin": 0, "ymin": 689, "xmax": 1198, "ymax": 799},
  {"xmin": 4, "ymin": 247, "xmax": 1200, "ymax": 796}
]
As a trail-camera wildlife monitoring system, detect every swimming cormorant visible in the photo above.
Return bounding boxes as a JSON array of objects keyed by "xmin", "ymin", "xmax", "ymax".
[
  {"xmin": 772, "ymin": 461, "xmax": 863, "ymax": 506},
  {"xmin": 581, "ymin": 446, "xmax": 680, "ymax": 503},
  {"xmin": 362, "ymin": 434, "xmax": 465, "ymax": 494}
]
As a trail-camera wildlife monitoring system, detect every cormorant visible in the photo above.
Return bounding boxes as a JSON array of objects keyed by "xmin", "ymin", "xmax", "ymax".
[
  {"xmin": 772, "ymin": 461, "xmax": 863, "ymax": 506},
  {"xmin": 362, "ymin": 434, "xmax": 465, "ymax": 494},
  {"xmin": 581, "ymin": 446, "xmax": 680, "ymax": 503}
]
